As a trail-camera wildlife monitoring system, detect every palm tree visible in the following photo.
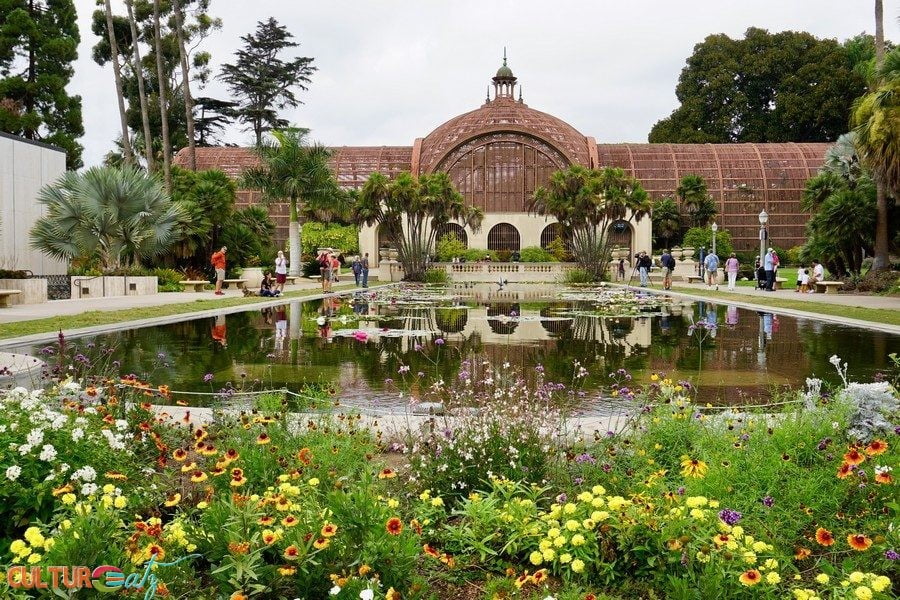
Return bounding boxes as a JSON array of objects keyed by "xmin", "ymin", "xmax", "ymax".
[
  {"xmin": 103, "ymin": 0, "xmax": 133, "ymax": 164},
  {"xmin": 125, "ymin": 0, "xmax": 154, "ymax": 172},
  {"xmin": 651, "ymin": 197, "xmax": 681, "ymax": 249},
  {"xmin": 852, "ymin": 46, "xmax": 900, "ymax": 271},
  {"xmin": 172, "ymin": 0, "xmax": 196, "ymax": 170},
  {"xmin": 152, "ymin": 0, "xmax": 173, "ymax": 191},
  {"xmin": 353, "ymin": 171, "xmax": 483, "ymax": 280},
  {"xmin": 676, "ymin": 174, "xmax": 717, "ymax": 227},
  {"xmin": 240, "ymin": 129, "xmax": 340, "ymax": 276},
  {"xmin": 531, "ymin": 165, "xmax": 650, "ymax": 281},
  {"xmin": 30, "ymin": 166, "xmax": 184, "ymax": 271}
]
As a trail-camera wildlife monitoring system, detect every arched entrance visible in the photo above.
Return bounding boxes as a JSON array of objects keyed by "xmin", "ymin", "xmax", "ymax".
[
  {"xmin": 434, "ymin": 223, "xmax": 468, "ymax": 246},
  {"xmin": 608, "ymin": 220, "xmax": 634, "ymax": 256}
]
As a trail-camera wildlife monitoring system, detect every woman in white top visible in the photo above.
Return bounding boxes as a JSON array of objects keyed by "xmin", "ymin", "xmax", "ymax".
[{"xmin": 274, "ymin": 250, "xmax": 288, "ymax": 294}]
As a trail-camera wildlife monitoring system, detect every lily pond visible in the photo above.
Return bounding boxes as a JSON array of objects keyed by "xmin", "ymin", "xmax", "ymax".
[{"xmin": 15, "ymin": 284, "xmax": 899, "ymax": 415}]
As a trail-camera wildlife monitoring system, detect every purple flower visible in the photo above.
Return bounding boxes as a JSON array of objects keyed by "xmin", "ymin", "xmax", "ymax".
[
  {"xmin": 535, "ymin": 365, "xmax": 544, "ymax": 373},
  {"xmin": 575, "ymin": 453, "xmax": 596, "ymax": 464},
  {"xmin": 676, "ymin": 486, "xmax": 685, "ymax": 495},
  {"xmin": 384, "ymin": 378, "xmax": 393, "ymax": 384},
  {"xmin": 203, "ymin": 373, "xmax": 214, "ymax": 383},
  {"xmin": 761, "ymin": 496, "xmax": 774, "ymax": 507},
  {"xmin": 556, "ymin": 493, "xmax": 567, "ymax": 504},
  {"xmin": 434, "ymin": 338, "xmax": 445, "ymax": 345},
  {"xmin": 573, "ymin": 477, "xmax": 584, "ymax": 485},
  {"xmin": 718, "ymin": 509, "xmax": 742, "ymax": 526},
  {"xmin": 414, "ymin": 343, "xmax": 423, "ymax": 351},
  {"xmin": 885, "ymin": 549, "xmax": 899, "ymax": 561},
  {"xmin": 509, "ymin": 311, "xmax": 518, "ymax": 317}
]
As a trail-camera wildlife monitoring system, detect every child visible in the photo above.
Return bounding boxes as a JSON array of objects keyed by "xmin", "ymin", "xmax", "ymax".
[
  {"xmin": 800, "ymin": 268, "xmax": 810, "ymax": 294},
  {"xmin": 795, "ymin": 265, "xmax": 804, "ymax": 292}
]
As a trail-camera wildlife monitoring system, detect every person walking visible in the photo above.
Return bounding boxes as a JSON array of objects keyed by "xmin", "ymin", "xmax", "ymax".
[
  {"xmin": 211, "ymin": 246, "xmax": 227, "ymax": 295},
  {"xmin": 361, "ymin": 252, "xmax": 370, "ymax": 288},
  {"xmin": 660, "ymin": 249, "xmax": 676, "ymax": 290},
  {"xmin": 617, "ymin": 257, "xmax": 626, "ymax": 282},
  {"xmin": 724, "ymin": 253, "xmax": 739, "ymax": 291},
  {"xmin": 351, "ymin": 256, "xmax": 362, "ymax": 286},
  {"xmin": 317, "ymin": 250, "xmax": 330, "ymax": 292},
  {"xmin": 637, "ymin": 251, "xmax": 652, "ymax": 287},
  {"xmin": 704, "ymin": 249, "xmax": 720, "ymax": 290},
  {"xmin": 763, "ymin": 248, "xmax": 776, "ymax": 291},
  {"xmin": 274, "ymin": 250, "xmax": 288, "ymax": 294}
]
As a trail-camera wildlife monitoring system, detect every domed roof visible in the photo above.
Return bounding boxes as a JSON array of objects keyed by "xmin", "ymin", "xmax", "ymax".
[
  {"xmin": 495, "ymin": 64, "xmax": 514, "ymax": 78},
  {"xmin": 418, "ymin": 97, "xmax": 591, "ymax": 172}
]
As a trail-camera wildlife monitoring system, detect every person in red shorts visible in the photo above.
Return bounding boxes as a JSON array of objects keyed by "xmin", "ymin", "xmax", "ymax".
[{"xmin": 274, "ymin": 250, "xmax": 288, "ymax": 294}]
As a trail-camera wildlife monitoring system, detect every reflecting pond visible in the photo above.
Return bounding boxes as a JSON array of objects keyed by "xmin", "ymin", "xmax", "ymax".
[{"xmin": 13, "ymin": 284, "xmax": 899, "ymax": 415}]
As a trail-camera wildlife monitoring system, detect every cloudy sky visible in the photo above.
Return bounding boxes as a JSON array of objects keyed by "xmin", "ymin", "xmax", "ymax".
[{"xmin": 71, "ymin": 0, "xmax": 899, "ymax": 167}]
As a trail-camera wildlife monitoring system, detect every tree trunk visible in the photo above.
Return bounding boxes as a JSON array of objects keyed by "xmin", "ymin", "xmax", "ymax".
[
  {"xmin": 153, "ymin": 0, "xmax": 172, "ymax": 192},
  {"xmin": 289, "ymin": 198, "xmax": 301, "ymax": 276},
  {"xmin": 104, "ymin": 0, "xmax": 133, "ymax": 164},
  {"xmin": 172, "ymin": 0, "xmax": 196, "ymax": 170},
  {"xmin": 871, "ymin": 0, "xmax": 888, "ymax": 271},
  {"xmin": 125, "ymin": 0, "xmax": 154, "ymax": 172}
]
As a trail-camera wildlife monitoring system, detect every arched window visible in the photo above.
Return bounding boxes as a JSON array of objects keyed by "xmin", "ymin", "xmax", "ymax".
[
  {"xmin": 487, "ymin": 223, "xmax": 521, "ymax": 251},
  {"xmin": 434, "ymin": 223, "xmax": 468, "ymax": 246},
  {"xmin": 540, "ymin": 223, "xmax": 565, "ymax": 249},
  {"xmin": 487, "ymin": 303, "xmax": 520, "ymax": 335}
]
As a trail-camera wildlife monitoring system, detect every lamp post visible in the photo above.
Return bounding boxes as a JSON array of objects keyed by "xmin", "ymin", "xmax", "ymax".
[
  {"xmin": 758, "ymin": 210, "xmax": 768, "ymax": 268},
  {"xmin": 711, "ymin": 221, "xmax": 718, "ymax": 256}
]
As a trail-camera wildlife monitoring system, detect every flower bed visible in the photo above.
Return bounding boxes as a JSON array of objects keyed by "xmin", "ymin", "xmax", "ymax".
[{"xmin": 0, "ymin": 345, "xmax": 896, "ymax": 599}]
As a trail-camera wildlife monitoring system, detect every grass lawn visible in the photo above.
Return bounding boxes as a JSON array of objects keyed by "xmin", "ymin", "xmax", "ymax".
[
  {"xmin": 0, "ymin": 284, "xmax": 357, "ymax": 341},
  {"xmin": 668, "ymin": 285, "xmax": 900, "ymax": 326}
]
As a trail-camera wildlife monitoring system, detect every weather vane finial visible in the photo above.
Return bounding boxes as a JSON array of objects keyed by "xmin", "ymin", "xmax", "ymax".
[{"xmin": 503, "ymin": 46, "xmax": 507, "ymax": 66}]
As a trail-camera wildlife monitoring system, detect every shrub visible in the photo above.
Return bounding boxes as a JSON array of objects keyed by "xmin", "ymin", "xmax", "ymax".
[
  {"xmin": 560, "ymin": 267, "xmax": 597, "ymax": 284},
  {"xmin": 682, "ymin": 226, "xmax": 734, "ymax": 258},
  {"xmin": 545, "ymin": 236, "xmax": 571, "ymax": 261},
  {"xmin": 462, "ymin": 248, "xmax": 498, "ymax": 262},
  {"xmin": 301, "ymin": 222, "xmax": 359, "ymax": 255},
  {"xmin": 496, "ymin": 249, "xmax": 512, "ymax": 262},
  {"xmin": 435, "ymin": 234, "xmax": 468, "ymax": 261},
  {"xmin": 785, "ymin": 245, "xmax": 803, "ymax": 266},
  {"xmin": 519, "ymin": 246, "xmax": 556, "ymax": 262},
  {"xmin": 0, "ymin": 269, "xmax": 29, "ymax": 279},
  {"xmin": 423, "ymin": 268, "xmax": 451, "ymax": 284}
]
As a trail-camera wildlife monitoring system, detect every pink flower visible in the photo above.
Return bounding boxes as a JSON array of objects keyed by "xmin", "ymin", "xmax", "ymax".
[{"xmin": 353, "ymin": 331, "xmax": 369, "ymax": 342}]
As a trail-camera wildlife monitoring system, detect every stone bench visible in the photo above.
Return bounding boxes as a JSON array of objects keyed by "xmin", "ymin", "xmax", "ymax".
[
  {"xmin": 685, "ymin": 275, "xmax": 704, "ymax": 284},
  {"xmin": 223, "ymin": 279, "xmax": 248, "ymax": 290},
  {"xmin": 179, "ymin": 280, "xmax": 209, "ymax": 292},
  {"xmin": 815, "ymin": 281, "xmax": 843, "ymax": 295},
  {"xmin": 283, "ymin": 275, "xmax": 299, "ymax": 285},
  {"xmin": 0, "ymin": 290, "xmax": 22, "ymax": 307},
  {"xmin": 773, "ymin": 277, "xmax": 788, "ymax": 291}
]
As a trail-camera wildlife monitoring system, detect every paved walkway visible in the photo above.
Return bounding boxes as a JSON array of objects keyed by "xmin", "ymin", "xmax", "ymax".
[
  {"xmin": 0, "ymin": 279, "xmax": 328, "ymax": 324},
  {"xmin": 672, "ymin": 280, "xmax": 900, "ymax": 310}
]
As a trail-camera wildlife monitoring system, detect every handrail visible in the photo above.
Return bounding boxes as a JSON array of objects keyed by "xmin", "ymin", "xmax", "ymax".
[{"xmin": 71, "ymin": 275, "xmax": 106, "ymax": 299}]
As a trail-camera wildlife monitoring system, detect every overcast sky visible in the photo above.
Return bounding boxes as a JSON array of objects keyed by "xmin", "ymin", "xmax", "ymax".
[{"xmin": 71, "ymin": 0, "xmax": 900, "ymax": 167}]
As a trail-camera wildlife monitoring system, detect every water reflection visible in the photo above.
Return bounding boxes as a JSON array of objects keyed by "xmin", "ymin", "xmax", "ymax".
[{"xmin": 13, "ymin": 286, "xmax": 899, "ymax": 414}]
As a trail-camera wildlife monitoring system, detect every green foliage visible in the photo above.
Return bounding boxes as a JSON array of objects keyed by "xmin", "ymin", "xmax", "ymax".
[
  {"xmin": 423, "ymin": 267, "xmax": 451, "ymax": 284},
  {"xmin": 676, "ymin": 174, "xmax": 717, "ymax": 227},
  {"xmin": 220, "ymin": 17, "xmax": 316, "ymax": 145},
  {"xmin": 301, "ymin": 222, "xmax": 359, "ymax": 256},
  {"xmin": 0, "ymin": 0, "xmax": 84, "ymax": 169},
  {"xmin": 784, "ymin": 246, "xmax": 803, "ymax": 267},
  {"xmin": 560, "ymin": 267, "xmax": 596, "ymax": 284},
  {"xmin": 435, "ymin": 233, "xmax": 468, "ymax": 261},
  {"xmin": 518, "ymin": 246, "xmax": 556, "ymax": 262},
  {"xmin": 682, "ymin": 226, "xmax": 733, "ymax": 259},
  {"xmin": 531, "ymin": 165, "xmax": 650, "ymax": 281},
  {"xmin": 168, "ymin": 167, "xmax": 237, "ymax": 264},
  {"xmin": 30, "ymin": 166, "xmax": 183, "ymax": 271},
  {"xmin": 649, "ymin": 27, "xmax": 868, "ymax": 143},
  {"xmin": 651, "ymin": 197, "xmax": 681, "ymax": 249},
  {"xmin": 545, "ymin": 235, "xmax": 570, "ymax": 261},
  {"xmin": 354, "ymin": 171, "xmax": 483, "ymax": 280}
]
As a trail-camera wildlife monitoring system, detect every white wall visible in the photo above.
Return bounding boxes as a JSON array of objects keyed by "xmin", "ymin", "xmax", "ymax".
[{"xmin": 0, "ymin": 133, "xmax": 67, "ymax": 275}]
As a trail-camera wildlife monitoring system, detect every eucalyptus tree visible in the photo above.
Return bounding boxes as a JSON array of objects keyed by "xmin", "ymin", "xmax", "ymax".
[
  {"xmin": 530, "ymin": 165, "xmax": 650, "ymax": 281},
  {"xmin": 240, "ymin": 128, "xmax": 340, "ymax": 276},
  {"xmin": 354, "ymin": 172, "xmax": 483, "ymax": 281},
  {"xmin": 124, "ymin": 0, "xmax": 154, "ymax": 171},
  {"xmin": 101, "ymin": 0, "xmax": 133, "ymax": 164},
  {"xmin": 30, "ymin": 166, "xmax": 184, "ymax": 271},
  {"xmin": 152, "ymin": 0, "xmax": 172, "ymax": 191},
  {"xmin": 171, "ymin": 0, "xmax": 196, "ymax": 169}
]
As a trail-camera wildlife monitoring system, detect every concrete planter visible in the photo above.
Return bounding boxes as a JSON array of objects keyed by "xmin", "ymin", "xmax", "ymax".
[
  {"xmin": 241, "ymin": 267, "xmax": 264, "ymax": 290},
  {"xmin": 70, "ymin": 276, "xmax": 158, "ymax": 299},
  {"xmin": 0, "ymin": 278, "xmax": 47, "ymax": 305}
]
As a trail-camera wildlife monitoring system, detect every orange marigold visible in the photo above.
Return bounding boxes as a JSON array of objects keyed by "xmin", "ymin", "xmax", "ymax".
[
  {"xmin": 815, "ymin": 528, "xmax": 835, "ymax": 547},
  {"xmin": 386, "ymin": 517, "xmax": 403, "ymax": 536},
  {"xmin": 847, "ymin": 533, "xmax": 872, "ymax": 551}
]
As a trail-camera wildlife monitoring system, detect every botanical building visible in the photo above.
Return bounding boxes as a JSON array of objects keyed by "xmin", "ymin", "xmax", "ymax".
[{"xmin": 176, "ymin": 55, "xmax": 830, "ymax": 260}]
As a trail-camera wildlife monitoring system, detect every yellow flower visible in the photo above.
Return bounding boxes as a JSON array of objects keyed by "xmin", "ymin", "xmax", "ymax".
[
  {"xmin": 196, "ymin": 501, "xmax": 208, "ymax": 509},
  {"xmin": 308, "ymin": 478, "xmax": 320, "ymax": 487},
  {"xmin": 571, "ymin": 534, "xmax": 585, "ymax": 547},
  {"xmin": 853, "ymin": 586, "xmax": 872, "ymax": 600},
  {"xmin": 28, "ymin": 553, "xmax": 42, "ymax": 564},
  {"xmin": 419, "ymin": 490, "xmax": 431, "ymax": 501},
  {"xmin": 114, "ymin": 496, "xmax": 127, "ymax": 509},
  {"xmin": 387, "ymin": 498, "xmax": 399, "ymax": 509},
  {"xmin": 9, "ymin": 540, "xmax": 27, "ymax": 555},
  {"xmin": 547, "ymin": 527, "xmax": 560, "ymax": 538},
  {"xmin": 815, "ymin": 574, "xmax": 829, "ymax": 585},
  {"xmin": 570, "ymin": 558, "xmax": 585, "ymax": 573},
  {"xmin": 563, "ymin": 503, "xmax": 577, "ymax": 514},
  {"xmin": 553, "ymin": 536, "xmax": 567, "ymax": 548},
  {"xmin": 848, "ymin": 572, "xmax": 865, "ymax": 584},
  {"xmin": 591, "ymin": 485, "xmax": 606, "ymax": 495},
  {"xmin": 541, "ymin": 548, "xmax": 555, "ymax": 561},
  {"xmin": 430, "ymin": 497, "xmax": 444, "ymax": 507},
  {"xmin": 766, "ymin": 572, "xmax": 781, "ymax": 584},
  {"xmin": 529, "ymin": 550, "xmax": 543, "ymax": 565},
  {"xmin": 565, "ymin": 519, "xmax": 580, "ymax": 531},
  {"xmin": 650, "ymin": 374, "xmax": 659, "ymax": 381},
  {"xmin": 680, "ymin": 456, "xmax": 709, "ymax": 479},
  {"xmin": 591, "ymin": 510, "xmax": 610, "ymax": 522},
  {"xmin": 61, "ymin": 493, "xmax": 76, "ymax": 505},
  {"xmin": 871, "ymin": 576, "xmax": 890, "ymax": 593}
]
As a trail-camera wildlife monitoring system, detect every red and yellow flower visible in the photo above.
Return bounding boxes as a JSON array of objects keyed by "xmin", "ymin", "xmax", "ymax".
[
  {"xmin": 843, "ymin": 447, "xmax": 865, "ymax": 466},
  {"xmin": 738, "ymin": 569, "xmax": 761, "ymax": 586},
  {"xmin": 847, "ymin": 533, "xmax": 872, "ymax": 551},
  {"xmin": 386, "ymin": 517, "xmax": 403, "ymax": 536},
  {"xmin": 864, "ymin": 439, "xmax": 888, "ymax": 456},
  {"xmin": 815, "ymin": 528, "xmax": 835, "ymax": 547}
]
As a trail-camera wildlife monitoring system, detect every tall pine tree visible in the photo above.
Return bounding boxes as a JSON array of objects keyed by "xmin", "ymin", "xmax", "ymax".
[
  {"xmin": 0, "ymin": 0, "xmax": 84, "ymax": 169},
  {"xmin": 219, "ymin": 18, "xmax": 316, "ymax": 145}
]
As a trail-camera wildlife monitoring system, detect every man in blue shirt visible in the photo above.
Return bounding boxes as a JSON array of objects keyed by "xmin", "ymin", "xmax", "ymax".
[
  {"xmin": 704, "ymin": 250, "xmax": 720, "ymax": 290},
  {"xmin": 763, "ymin": 248, "xmax": 775, "ymax": 291}
]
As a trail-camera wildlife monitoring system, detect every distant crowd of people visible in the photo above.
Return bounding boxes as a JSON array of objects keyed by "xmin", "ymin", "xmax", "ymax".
[{"xmin": 619, "ymin": 246, "xmax": 826, "ymax": 295}]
